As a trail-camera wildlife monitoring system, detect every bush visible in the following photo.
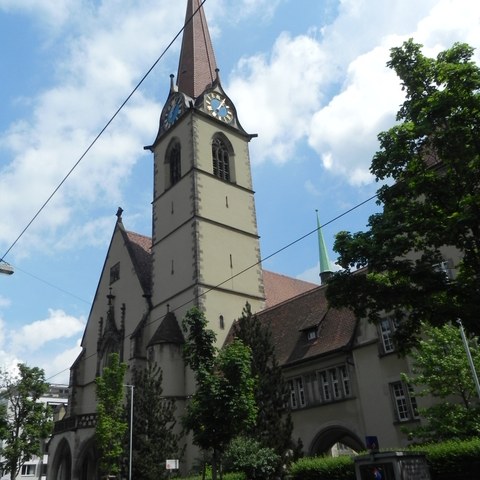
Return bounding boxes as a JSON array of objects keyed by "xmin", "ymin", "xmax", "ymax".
[
  {"xmin": 289, "ymin": 455, "xmax": 355, "ymax": 480},
  {"xmin": 223, "ymin": 436, "xmax": 280, "ymax": 480},
  {"xmin": 181, "ymin": 472, "xmax": 245, "ymax": 480},
  {"xmin": 410, "ymin": 437, "xmax": 480, "ymax": 479}
]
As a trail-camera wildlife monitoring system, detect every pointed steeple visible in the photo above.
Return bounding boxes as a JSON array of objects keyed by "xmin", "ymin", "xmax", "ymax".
[
  {"xmin": 177, "ymin": 0, "xmax": 218, "ymax": 99},
  {"xmin": 316, "ymin": 210, "xmax": 333, "ymax": 284}
]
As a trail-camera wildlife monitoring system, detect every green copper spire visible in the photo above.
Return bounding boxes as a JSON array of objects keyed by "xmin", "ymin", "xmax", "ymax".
[{"xmin": 316, "ymin": 210, "xmax": 332, "ymax": 283}]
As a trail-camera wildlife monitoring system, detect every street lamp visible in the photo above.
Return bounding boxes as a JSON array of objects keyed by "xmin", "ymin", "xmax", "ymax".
[
  {"xmin": 457, "ymin": 319, "xmax": 480, "ymax": 401},
  {"xmin": 0, "ymin": 260, "xmax": 14, "ymax": 275},
  {"xmin": 124, "ymin": 384, "xmax": 134, "ymax": 480}
]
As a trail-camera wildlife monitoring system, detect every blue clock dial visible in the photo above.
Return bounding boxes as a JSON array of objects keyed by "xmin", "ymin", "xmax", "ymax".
[
  {"xmin": 162, "ymin": 95, "xmax": 184, "ymax": 130},
  {"xmin": 205, "ymin": 92, "xmax": 233, "ymax": 123}
]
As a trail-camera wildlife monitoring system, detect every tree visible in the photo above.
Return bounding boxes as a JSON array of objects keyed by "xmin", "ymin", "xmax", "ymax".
[
  {"xmin": 95, "ymin": 353, "xmax": 128, "ymax": 479},
  {"xmin": 182, "ymin": 307, "xmax": 257, "ymax": 480},
  {"xmin": 125, "ymin": 362, "xmax": 182, "ymax": 480},
  {"xmin": 401, "ymin": 322, "xmax": 480, "ymax": 442},
  {"xmin": 232, "ymin": 303, "xmax": 294, "ymax": 461},
  {"xmin": 327, "ymin": 40, "xmax": 480, "ymax": 350},
  {"xmin": 0, "ymin": 364, "xmax": 52, "ymax": 480}
]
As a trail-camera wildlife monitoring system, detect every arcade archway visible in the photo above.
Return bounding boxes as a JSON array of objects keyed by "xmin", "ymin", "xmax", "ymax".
[{"xmin": 309, "ymin": 426, "xmax": 365, "ymax": 456}]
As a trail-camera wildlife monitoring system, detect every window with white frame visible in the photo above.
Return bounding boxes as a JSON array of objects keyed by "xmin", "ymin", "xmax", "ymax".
[
  {"xmin": 379, "ymin": 317, "xmax": 396, "ymax": 354},
  {"xmin": 21, "ymin": 464, "xmax": 36, "ymax": 476},
  {"xmin": 340, "ymin": 365, "xmax": 351, "ymax": 396},
  {"xmin": 288, "ymin": 377, "xmax": 307, "ymax": 409},
  {"xmin": 320, "ymin": 370, "xmax": 331, "ymax": 401},
  {"xmin": 288, "ymin": 380, "xmax": 297, "ymax": 409},
  {"xmin": 318, "ymin": 365, "xmax": 352, "ymax": 403},
  {"xmin": 390, "ymin": 381, "xmax": 419, "ymax": 422},
  {"xmin": 330, "ymin": 368, "xmax": 341, "ymax": 399}
]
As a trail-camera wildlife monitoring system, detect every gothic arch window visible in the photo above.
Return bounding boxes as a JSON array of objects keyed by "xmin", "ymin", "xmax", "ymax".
[
  {"xmin": 212, "ymin": 134, "xmax": 234, "ymax": 182},
  {"xmin": 165, "ymin": 139, "xmax": 181, "ymax": 187}
]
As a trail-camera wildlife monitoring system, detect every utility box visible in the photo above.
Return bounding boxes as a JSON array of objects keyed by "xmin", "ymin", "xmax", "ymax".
[{"xmin": 354, "ymin": 451, "xmax": 431, "ymax": 480}]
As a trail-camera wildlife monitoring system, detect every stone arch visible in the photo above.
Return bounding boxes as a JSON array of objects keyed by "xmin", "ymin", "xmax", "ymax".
[
  {"xmin": 309, "ymin": 425, "xmax": 365, "ymax": 456},
  {"xmin": 74, "ymin": 436, "xmax": 99, "ymax": 480},
  {"xmin": 50, "ymin": 438, "xmax": 73, "ymax": 480}
]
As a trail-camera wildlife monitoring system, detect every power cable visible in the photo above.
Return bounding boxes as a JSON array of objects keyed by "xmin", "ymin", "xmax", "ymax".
[
  {"xmin": 45, "ymin": 192, "xmax": 378, "ymax": 382},
  {"xmin": 0, "ymin": 0, "xmax": 208, "ymax": 265}
]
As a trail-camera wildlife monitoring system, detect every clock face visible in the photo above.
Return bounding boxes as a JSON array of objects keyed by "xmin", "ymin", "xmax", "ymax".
[
  {"xmin": 205, "ymin": 92, "xmax": 233, "ymax": 123},
  {"xmin": 162, "ymin": 95, "xmax": 183, "ymax": 130}
]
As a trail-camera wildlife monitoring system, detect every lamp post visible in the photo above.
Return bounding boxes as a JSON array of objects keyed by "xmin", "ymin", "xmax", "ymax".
[
  {"xmin": 124, "ymin": 384, "xmax": 134, "ymax": 480},
  {"xmin": 457, "ymin": 319, "xmax": 480, "ymax": 401}
]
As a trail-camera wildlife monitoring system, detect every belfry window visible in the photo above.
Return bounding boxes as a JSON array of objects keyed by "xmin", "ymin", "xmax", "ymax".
[
  {"xmin": 212, "ymin": 137, "xmax": 230, "ymax": 181},
  {"xmin": 168, "ymin": 142, "xmax": 181, "ymax": 186}
]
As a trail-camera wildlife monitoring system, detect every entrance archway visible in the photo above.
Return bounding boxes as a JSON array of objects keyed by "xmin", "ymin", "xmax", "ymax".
[
  {"xmin": 50, "ymin": 439, "xmax": 72, "ymax": 480},
  {"xmin": 309, "ymin": 426, "xmax": 365, "ymax": 456}
]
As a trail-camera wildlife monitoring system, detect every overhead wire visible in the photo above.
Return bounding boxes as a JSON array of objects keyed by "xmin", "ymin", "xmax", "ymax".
[
  {"xmin": 0, "ymin": 0, "xmax": 208, "ymax": 265},
  {"xmin": 0, "ymin": 0, "xmax": 379, "ymax": 383},
  {"xmin": 45, "ymin": 192, "xmax": 378, "ymax": 382}
]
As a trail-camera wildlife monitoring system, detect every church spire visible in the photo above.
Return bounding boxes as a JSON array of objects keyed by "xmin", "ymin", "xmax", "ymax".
[
  {"xmin": 177, "ymin": 0, "xmax": 218, "ymax": 99},
  {"xmin": 316, "ymin": 210, "xmax": 333, "ymax": 284}
]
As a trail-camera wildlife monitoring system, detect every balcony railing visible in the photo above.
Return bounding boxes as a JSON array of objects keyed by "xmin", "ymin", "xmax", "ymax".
[{"xmin": 53, "ymin": 413, "xmax": 97, "ymax": 434}]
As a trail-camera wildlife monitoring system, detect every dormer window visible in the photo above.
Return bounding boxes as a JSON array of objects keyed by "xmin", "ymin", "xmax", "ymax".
[{"xmin": 306, "ymin": 328, "xmax": 317, "ymax": 341}]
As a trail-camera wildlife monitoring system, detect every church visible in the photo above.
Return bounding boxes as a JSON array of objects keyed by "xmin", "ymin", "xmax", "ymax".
[{"xmin": 47, "ymin": 1, "xmax": 441, "ymax": 478}]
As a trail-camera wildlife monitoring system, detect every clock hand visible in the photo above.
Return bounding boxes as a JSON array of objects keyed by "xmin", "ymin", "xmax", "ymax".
[{"xmin": 215, "ymin": 98, "xmax": 226, "ymax": 113}]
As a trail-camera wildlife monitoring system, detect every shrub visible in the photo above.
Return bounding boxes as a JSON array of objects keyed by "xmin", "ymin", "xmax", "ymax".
[
  {"xmin": 289, "ymin": 455, "xmax": 355, "ymax": 480},
  {"xmin": 223, "ymin": 436, "xmax": 280, "ymax": 480},
  {"xmin": 410, "ymin": 437, "xmax": 480, "ymax": 478}
]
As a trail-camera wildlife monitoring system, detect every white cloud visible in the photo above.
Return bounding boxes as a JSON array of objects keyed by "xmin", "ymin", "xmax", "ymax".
[
  {"xmin": 0, "ymin": 0, "xmax": 80, "ymax": 33},
  {"xmin": 0, "ymin": 1, "xmax": 181, "ymax": 257},
  {"xmin": 228, "ymin": 0, "xmax": 480, "ymax": 187},
  {"xmin": 0, "ymin": 296, "xmax": 11, "ymax": 309},
  {"xmin": 229, "ymin": 32, "xmax": 327, "ymax": 164},
  {"xmin": 44, "ymin": 340, "xmax": 83, "ymax": 384},
  {"xmin": 308, "ymin": 44, "xmax": 404, "ymax": 185},
  {"xmin": 10, "ymin": 309, "xmax": 85, "ymax": 352}
]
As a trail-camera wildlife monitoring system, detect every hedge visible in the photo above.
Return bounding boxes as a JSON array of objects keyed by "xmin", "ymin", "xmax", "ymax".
[{"xmin": 288, "ymin": 437, "xmax": 480, "ymax": 480}]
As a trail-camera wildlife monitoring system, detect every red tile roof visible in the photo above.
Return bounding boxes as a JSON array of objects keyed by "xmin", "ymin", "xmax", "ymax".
[
  {"xmin": 122, "ymin": 229, "xmax": 355, "ymax": 365},
  {"xmin": 258, "ymin": 285, "xmax": 357, "ymax": 367},
  {"xmin": 124, "ymin": 230, "xmax": 152, "ymax": 296},
  {"xmin": 263, "ymin": 270, "xmax": 318, "ymax": 308}
]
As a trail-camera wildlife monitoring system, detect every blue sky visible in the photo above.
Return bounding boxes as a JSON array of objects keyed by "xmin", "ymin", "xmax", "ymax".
[{"xmin": 0, "ymin": 0, "xmax": 479, "ymax": 383}]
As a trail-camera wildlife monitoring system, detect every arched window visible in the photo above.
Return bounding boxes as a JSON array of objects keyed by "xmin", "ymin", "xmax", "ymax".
[
  {"xmin": 166, "ymin": 141, "xmax": 181, "ymax": 186},
  {"xmin": 212, "ymin": 136, "xmax": 230, "ymax": 181}
]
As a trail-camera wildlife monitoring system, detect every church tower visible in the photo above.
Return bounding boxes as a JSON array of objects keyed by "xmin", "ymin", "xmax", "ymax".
[{"xmin": 145, "ymin": 0, "xmax": 264, "ymax": 347}]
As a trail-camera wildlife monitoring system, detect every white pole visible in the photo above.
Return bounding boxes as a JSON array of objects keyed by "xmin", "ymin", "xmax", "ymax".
[
  {"xmin": 124, "ymin": 384, "xmax": 134, "ymax": 480},
  {"xmin": 457, "ymin": 319, "xmax": 480, "ymax": 401}
]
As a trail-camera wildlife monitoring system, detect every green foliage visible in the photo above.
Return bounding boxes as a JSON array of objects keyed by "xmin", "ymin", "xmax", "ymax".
[
  {"xmin": 232, "ymin": 303, "xmax": 294, "ymax": 462},
  {"xmin": 181, "ymin": 472, "xmax": 245, "ymax": 480},
  {"xmin": 289, "ymin": 455, "xmax": 355, "ymax": 480},
  {"xmin": 410, "ymin": 437, "xmax": 480, "ymax": 477},
  {"xmin": 126, "ymin": 362, "xmax": 182, "ymax": 480},
  {"xmin": 401, "ymin": 323, "xmax": 480, "ymax": 441},
  {"xmin": 182, "ymin": 308, "xmax": 257, "ymax": 480},
  {"xmin": 0, "ymin": 364, "xmax": 52, "ymax": 480},
  {"xmin": 223, "ymin": 436, "xmax": 280, "ymax": 480},
  {"xmin": 95, "ymin": 353, "xmax": 128, "ymax": 478},
  {"xmin": 327, "ymin": 39, "xmax": 480, "ymax": 350}
]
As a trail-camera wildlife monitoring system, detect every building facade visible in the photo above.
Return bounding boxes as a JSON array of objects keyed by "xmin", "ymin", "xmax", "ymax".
[{"xmin": 47, "ymin": 1, "xmax": 447, "ymax": 479}]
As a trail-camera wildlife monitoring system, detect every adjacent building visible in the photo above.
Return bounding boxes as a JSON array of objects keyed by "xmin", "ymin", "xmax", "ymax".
[{"xmin": 0, "ymin": 384, "xmax": 68, "ymax": 480}]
